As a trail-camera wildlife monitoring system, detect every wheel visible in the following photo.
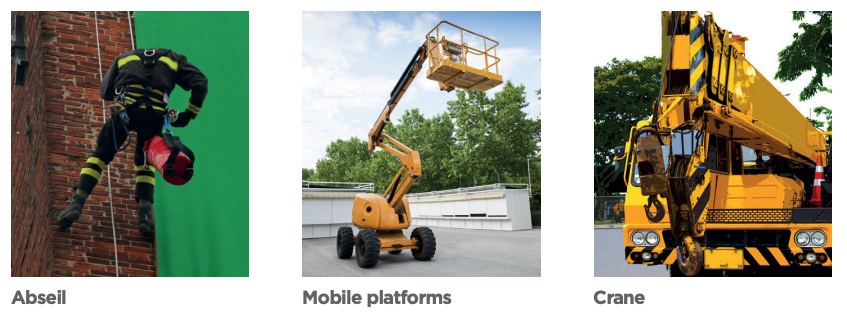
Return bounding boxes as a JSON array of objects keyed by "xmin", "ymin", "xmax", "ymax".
[
  {"xmin": 355, "ymin": 229, "xmax": 380, "ymax": 268},
  {"xmin": 336, "ymin": 227, "xmax": 354, "ymax": 259},
  {"xmin": 411, "ymin": 227, "xmax": 436, "ymax": 261}
]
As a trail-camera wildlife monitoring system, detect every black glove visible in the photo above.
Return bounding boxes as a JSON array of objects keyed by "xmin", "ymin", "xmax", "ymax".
[{"xmin": 171, "ymin": 112, "xmax": 191, "ymax": 128}]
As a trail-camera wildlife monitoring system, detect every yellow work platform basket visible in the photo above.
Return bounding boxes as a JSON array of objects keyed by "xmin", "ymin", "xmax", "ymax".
[{"xmin": 425, "ymin": 21, "xmax": 503, "ymax": 92}]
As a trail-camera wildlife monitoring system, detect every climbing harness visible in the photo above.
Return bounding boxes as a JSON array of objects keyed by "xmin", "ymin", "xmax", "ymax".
[
  {"xmin": 109, "ymin": 97, "xmax": 132, "ymax": 152},
  {"xmin": 133, "ymin": 47, "xmax": 172, "ymax": 92},
  {"xmin": 109, "ymin": 83, "xmax": 170, "ymax": 153}
]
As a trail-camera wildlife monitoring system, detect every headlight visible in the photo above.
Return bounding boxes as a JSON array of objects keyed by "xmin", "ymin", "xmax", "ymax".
[
  {"xmin": 795, "ymin": 232, "xmax": 810, "ymax": 246},
  {"xmin": 811, "ymin": 231, "xmax": 827, "ymax": 246},
  {"xmin": 642, "ymin": 252, "xmax": 653, "ymax": 261},
  {"xmin": 631, "ymin": 231, "xmax": 645, "ymax": 246},
  {"xmin": 795, "ymin": 230, "xmax": 827, "ymax": 247},
  {"xmin": 806, "ymin": 253, "xmax": 817, "ymax": 263},
  {"xmin": 646, "ymin": 231, "xmax": 659, "ymax": 246}
]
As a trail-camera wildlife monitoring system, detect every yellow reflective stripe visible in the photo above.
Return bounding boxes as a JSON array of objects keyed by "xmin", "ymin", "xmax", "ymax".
[
  {"xmin": 86, "ymin": 157, "xmax": 107, "ymax": 170},
  {"xmin": 81, "ymin": 168, "xmax": 102, "ymax": 180},
  {"xmin": 135, "ymin": 165, "xmax": 156, "ymax": 172},
  {"xmin": 127, "ymin": 93, "xmax": 163, "ymax": 104},
  {"xmin": 128, "ymin": 85, "xmax": 164, "ymax": 96},
  {"xmin": 136, "ymin": 175, "xmax": 156, "ymax": 185},
  {"xmin": 125, "ymin": 96, "xmax": 137, "ymax": 105},
  {"xmin": 158, "ymin": 56, "xmax": 178, "ymax": 71},
  {"xmin": 117, "ymin": 55, "xmax": 141, "ymax": 68},
  {"xmin": 139, "ymin": 105, "xmax": 166, "ymax": 111},
  {"xmin": 187, "ymin": 103, "xmax": 201, "ymax": 114}
]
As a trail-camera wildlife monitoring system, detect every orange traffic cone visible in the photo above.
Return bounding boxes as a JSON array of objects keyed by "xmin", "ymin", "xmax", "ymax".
[{"xmin": 809, "ymin": 154, "xmax": 824, "ymax": 208}]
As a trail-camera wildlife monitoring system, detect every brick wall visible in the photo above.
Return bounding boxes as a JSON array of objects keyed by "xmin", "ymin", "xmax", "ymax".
[
  {"xmin": 12, "ymin": 11, "xmax": 157, "ymax": 277},
  {"xmin": 11, "ymin": 11, "xmax": 52, "ymax": 277}
]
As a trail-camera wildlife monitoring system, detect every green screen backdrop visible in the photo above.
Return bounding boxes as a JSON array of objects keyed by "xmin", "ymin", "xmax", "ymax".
[{"xmin": 135, "ymin": 11, "xmax": 249, "ymax": 277}]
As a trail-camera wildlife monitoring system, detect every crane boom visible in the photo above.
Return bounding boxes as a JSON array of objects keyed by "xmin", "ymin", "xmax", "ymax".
[{"xmin": 653, "ymin": 11, "xmax": 829, "ymax": 166}]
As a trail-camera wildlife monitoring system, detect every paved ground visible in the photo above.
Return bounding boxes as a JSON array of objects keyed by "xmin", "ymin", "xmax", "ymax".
[
  {"xmin": 303, "ymin": 226, "xmax": 541, "ymax": 277},
  {"xmin": 594, "ymin": 228, "xmax": 668, "ymax": 277},
  {"xmin": 594, "ymin": 224, "xmax": 623, "ymax": 229}
]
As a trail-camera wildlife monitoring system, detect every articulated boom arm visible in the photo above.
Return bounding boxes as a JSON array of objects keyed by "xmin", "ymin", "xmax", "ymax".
[
  {"xmin": 367, "ymin": 42, "xmax": 427, "ymax": 152},
  {"xmin": 364, "ymin": 22, "xmax": 504, "ymax": 210},
  {"xmin": 365, "ymin": 41, "xmax": 428, "ymax": 209},
  {"xmin": 379, "ymin": 135, "xmax": 421, "ymax": 210}
]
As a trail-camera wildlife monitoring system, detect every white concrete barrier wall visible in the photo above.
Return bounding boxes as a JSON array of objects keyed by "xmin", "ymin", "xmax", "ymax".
[
  {"xmin": 302, "ymin": 185, "xmax": 532, "ymax": 237},
  {"xmin": 409, "ymin": 188, "xmax": 531, "ymax": 231},
  {"xmin": 302, "ymin": 223, "xmax": 359, "ymax": 239},
  {"xmin": 302, "ymin": 196, "xmax": 359, "ymax": 238}
]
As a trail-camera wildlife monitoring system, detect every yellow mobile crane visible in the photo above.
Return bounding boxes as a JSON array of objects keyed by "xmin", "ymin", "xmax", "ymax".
[
  {"xmin": 336, "ymin": 21, "xmax": 503, "ymax": 268},
  {"xmin": 615, "ymin": 11, "xmax": 832, "ymax": 276}
]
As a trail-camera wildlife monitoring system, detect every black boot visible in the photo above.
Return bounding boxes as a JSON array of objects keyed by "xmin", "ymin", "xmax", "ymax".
[
  {"xmin": 57, "ymin": 193, "xmax": 86, "ymax": 229},
  {"xmin": 138, "ymin": 205, "xmax": 155, "ymax": 236}
]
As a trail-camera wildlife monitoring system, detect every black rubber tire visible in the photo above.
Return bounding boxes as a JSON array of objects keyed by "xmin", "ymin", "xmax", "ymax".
[
  {"xmin": 337, "ymin": 227, "xmax": 354, "ymax": 259},
  {"xmin": 355, "ymin": 229, "xmax": 380, "ymax": 268},
  {"xmin": 411, "ymin": 227, "xmax": 436, "ymax": 261}
]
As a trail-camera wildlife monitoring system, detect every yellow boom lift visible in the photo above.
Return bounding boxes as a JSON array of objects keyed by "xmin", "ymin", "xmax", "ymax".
[
  {"xmin": 615, "ymin": 12, "xmax": 832, "ymax": 276},
  {"xmin": 336, "ymin": 21, "xmax": 503, "ymax": 268}
]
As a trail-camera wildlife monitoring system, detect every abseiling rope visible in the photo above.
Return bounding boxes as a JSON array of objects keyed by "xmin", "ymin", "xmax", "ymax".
[
  {"xmin": 125, "ymin": 10, "xmax": 155, "ymax": 276},
  {"xmin": 128, "ymin": 11, "xmax": 135, "ymax": 50},
  {"xmin": 94, "ymin": 11, "xmax": 121, "ymax": 277}
]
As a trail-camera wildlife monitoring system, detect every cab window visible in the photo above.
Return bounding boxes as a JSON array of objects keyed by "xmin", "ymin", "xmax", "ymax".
[{"xmin": 704, "ymin": 134, "xmax": 728, "ymax": 173}]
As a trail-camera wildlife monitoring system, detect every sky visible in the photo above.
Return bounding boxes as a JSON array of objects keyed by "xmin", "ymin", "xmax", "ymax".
[
  {"xmin": 302, "ymin": 11, "xmax": 542, "ymax": 169},
  {"xmin": 592, "ymin": 11, "xmax": 834, "ymax": 127}
]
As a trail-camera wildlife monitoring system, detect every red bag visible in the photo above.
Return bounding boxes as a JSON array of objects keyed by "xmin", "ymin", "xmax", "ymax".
[{"xmin": 143, "ymin": 134, "xmax": 194, "ymax": 185}]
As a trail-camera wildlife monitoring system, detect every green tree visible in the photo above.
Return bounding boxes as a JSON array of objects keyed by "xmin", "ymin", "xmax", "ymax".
[
  {"xmin": 312, "ymin": 110, "xmax": 460, "ymax": 195},
  {"xmin": 302, "ymin": 168, "xmax": 315, "ymax": 181},
  {"xmin": 594, "ymin": 57, "xmax": 662, "ymax": 196},
  {"xmin": 313, "ymin": 137, "xmax": 371, "ymax": 183},
  {"xmin": 775, "ymin": 11, "xmax": 832, "ymax": 102},
  {"xmin": 806, "ymin": 105, "xmax": 832, "ymax": 131},
  {"xmin": 448, "ymin": 81, "xmax": 541, "ymax": 183},
  {"xmin": 391, "ymin": 109, "xmax": 457, "ymax": 193}
]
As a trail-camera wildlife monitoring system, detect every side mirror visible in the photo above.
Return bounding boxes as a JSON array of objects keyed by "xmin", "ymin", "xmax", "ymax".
[{"xmin": 614, "ymin": 146, "xmax": 626, "ymax": 159}]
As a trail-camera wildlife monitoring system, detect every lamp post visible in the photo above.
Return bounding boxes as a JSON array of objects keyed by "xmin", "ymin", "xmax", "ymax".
[{"xmin": 527, "ymin": 157, "xmax": 532, "ymax": 196}]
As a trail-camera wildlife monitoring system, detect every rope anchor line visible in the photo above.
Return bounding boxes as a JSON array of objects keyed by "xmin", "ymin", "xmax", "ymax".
[{"xmin": 94, "ymin": 11, "xmax": 120, "ymax": 278}]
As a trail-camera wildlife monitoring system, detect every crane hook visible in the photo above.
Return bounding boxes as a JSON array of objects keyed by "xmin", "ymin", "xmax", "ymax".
[{"xmin": 644, "ymin": 195, "xmax": 665, "ymax": 222}]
